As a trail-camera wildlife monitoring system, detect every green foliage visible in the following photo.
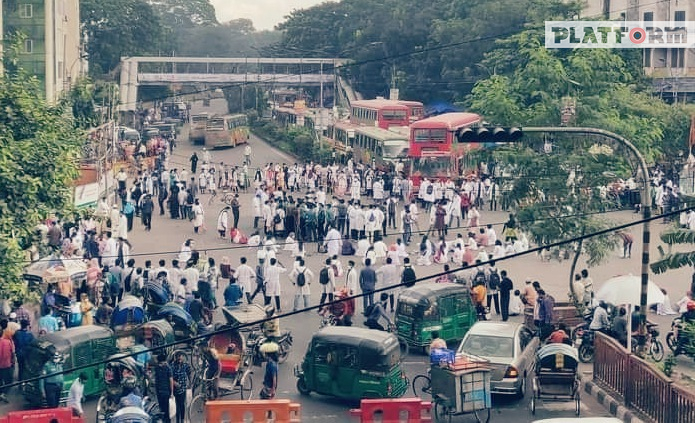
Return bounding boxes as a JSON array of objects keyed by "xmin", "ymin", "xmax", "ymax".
[
  {"xmin": 252, "ymin": 121, "xmax": 328, "ymax": 163},
  {"xmin": 81, "ymin": 0, "xmax": 169, "ymax": 74},
  {"xmin": 660, "ymin": 353, "xmax": 677, "ymax": 377},
  {"xmin": 66, "ymin": 79, "xmax": 99, "ymax": 129},
  {"xmin": 0, "ymin": 50, "xmax": 84, "ymax": 301}
]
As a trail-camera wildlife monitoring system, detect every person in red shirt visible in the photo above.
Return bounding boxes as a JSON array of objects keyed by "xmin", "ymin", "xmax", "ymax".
[
  {"xmin": 0, "ymin": 321, "xmax": 15, "ymax": 403},
  {"xmin": 547, "ymin": 322, "xmax": 571, "ymax": 345}
]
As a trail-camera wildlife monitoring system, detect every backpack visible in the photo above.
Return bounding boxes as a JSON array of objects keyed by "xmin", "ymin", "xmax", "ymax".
[
  {"xmin": 426, "ymin": 185, "xmax": 434, "ymax": 195},
  {"xmin": 364, "ymin": 303, "xmax": 376, "ymax": 317},
  {"xmin": 319, "ymin": 268, "xmax": 331, "ymax": 285},
  {"xmin": 368, "ymin": 212, "xmax": 376, "ymax": 223},
  {"xmin": 332, "ymin": 264, "xmax": 339, "ymax": 277},
  {"xmin": 273, "ymin": 214, "xmax": 282, "ymax": 225},
  {"xmin": 488, "ymin": 271, "xmax": 501, "ymax": 290},
  {"xmin": 296, "ymin": 270, "xmax": 307, "ymax": 287},
  {"xmin": 402, "ymin": 267, "xmax": 416, "ymax": 288},
  {"xmin": 473, "ymin": 270, "xmax": 487, "ymax": 286}
]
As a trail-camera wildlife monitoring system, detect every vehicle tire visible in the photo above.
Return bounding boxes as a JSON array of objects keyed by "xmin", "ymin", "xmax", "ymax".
[
  {"xmin": 187, "ymin": 394, "xmax": 206, "ymax": 422},
  {"xmin": 578, "ymin": 343, "xmax": 594, "ymax": 363},
  {"xmin": 239, "ymin": 374, "xmax": 253, "ymax": 399},
  {"xmin": 434, "ymin": 399, "xmax": 451, "ymax": 423},
  {"xmin": 474, "ymin": 407, "xmax": 491, "ymax": 423},
  {"xmin": 651, "ymin": 339, "xmax": 665, "ymax": 362},
  {"xmin": 412, "ymin": 375, "xmax": 431, "ymax": 397},
  {"xmin": 517, "ymin": 375, "xmax": 527, "ymax": 399},
  {"xmin": 666, "ymin": 332, "xmax": 679, "ymax": 354},
  {"xmin": 297, "ymin": 377, "xmax": 311, "ymax": 396}
]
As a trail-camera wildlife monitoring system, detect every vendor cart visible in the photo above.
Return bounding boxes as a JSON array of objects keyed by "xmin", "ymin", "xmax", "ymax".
[
  {"xmin": 221, "ymin": 303, "xmax": 266, "ymax": 332},
  {"xmin": 430, "ymin": 358, "xmax": 492, "ymax": 423}
]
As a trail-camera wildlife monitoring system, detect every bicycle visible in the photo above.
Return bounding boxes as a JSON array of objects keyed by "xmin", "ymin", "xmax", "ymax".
[
  {"xmin": 412, "ymin": 371, "xmax": 432, "ymax": 397},
  {"xmin": 187, "ymin": 347, "xmax": 254, "ymax": 422}
]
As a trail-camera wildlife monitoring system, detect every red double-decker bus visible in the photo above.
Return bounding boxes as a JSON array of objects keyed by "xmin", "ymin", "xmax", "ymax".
[
  {"xmin": 350, "ymin": 98, "xmax": 422, "ymax": 129},
  {"xmin": 408, "ymin": 112, "xmax": 483, "ymax": 179}
]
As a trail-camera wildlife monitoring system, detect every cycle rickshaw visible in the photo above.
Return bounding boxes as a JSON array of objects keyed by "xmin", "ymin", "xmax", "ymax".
[
  {"xmin": 530, "ymin": 343, "xmax": 581, "ymax": 416},
  {"xmin": 96, "ymin": 355, "xmax": 149, "ymax": 423}
]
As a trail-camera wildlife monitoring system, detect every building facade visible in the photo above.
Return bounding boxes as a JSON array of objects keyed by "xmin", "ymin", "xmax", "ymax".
[
  {"xmin": 1, "ymin": 0, "xmax": 82, "ymax": 103},
  {"xmin": 582, "ymin": 0, "xmax": 695, "ymax": 103}
]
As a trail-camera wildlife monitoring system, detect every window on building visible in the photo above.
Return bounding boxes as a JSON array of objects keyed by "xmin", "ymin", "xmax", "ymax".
[
  {"xmin": 675, "ymin": 11, "xmax": 686, "ymax": 22},
  {"xmin": 23, "ymin": 39, "xmax": 33, "ymax": 54},
  {"xmin": 671, "ymin": 48, "xmax": 685, "ymax": 68},
  {"xmin": 643, "ymin": 11, "xmax": 653, "ymax": 22},
  {"xmin": 19, "ymin": 4, "xmax": 33, "ymax": 18}
]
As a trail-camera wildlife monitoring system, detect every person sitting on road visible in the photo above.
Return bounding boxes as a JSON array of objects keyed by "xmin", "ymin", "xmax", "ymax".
[
  {"xmin": 365, "ymin": 293, "xmax": 392, "ymax": 331},
  {"xmin": 547, "ymin": 322, "xmax": 572, "ymax": 345},
  {"xmin": 223, "ymin": 278, "xmax": 243, "ymax": 307},
  {"xmin": 589, "ymin": 301, "xmax": 611, "ymax": 334}
]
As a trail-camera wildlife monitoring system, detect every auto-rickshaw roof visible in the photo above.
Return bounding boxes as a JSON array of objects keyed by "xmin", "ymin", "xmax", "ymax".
[
  {"xmin": 157, "ymin": 303, "xmax": 193, "ymax": 325},
  {"xmin": 312, "ymin": 326, "xmax": 399, "ymax": 352},
  {"xmin": 41, "ymin": 325, "xmax": 114, "ymax": 351},
  {"xmin": 398, "ymin": 282, "xmax": 471, "ymax": 307}
]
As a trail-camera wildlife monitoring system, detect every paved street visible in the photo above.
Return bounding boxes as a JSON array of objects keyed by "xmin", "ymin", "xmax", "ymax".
[{"xmin": 9, "ymin": 108, "xmax": 693, "ymax": 421}]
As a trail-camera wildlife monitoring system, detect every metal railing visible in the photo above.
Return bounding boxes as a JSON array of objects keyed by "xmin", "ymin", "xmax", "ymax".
[{"xmin": 593, "ymin": 332, "xmax": 695, "ymax": 423}]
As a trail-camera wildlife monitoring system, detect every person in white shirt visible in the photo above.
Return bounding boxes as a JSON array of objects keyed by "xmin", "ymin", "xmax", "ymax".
[
  {"xmin": 373, "ymin": 238, "xmax": 388, "ymax": 264},
  {"xmin": 376, "ymin": 257, "xmax": 402, "ymax": 312},
  {"xmin": 486, "ymin": 224, "xmax": 497, "ymax": 247},
  {"xmin": 330, "ymin": 255, "xmax": 344, "ymax": 277},
  {"xmin": 344, "ymin": 260, "xmax": 358, "ymax": 296},
  {"xmin": 290, "ymin": 259, "xmax": 314, "ymax": 311},
  {"xmin": 355, "ymin": 236, "xmax": 371, "ymax": 257},
  {"xmin": 182, "ymin": 262, "xmax": 199, "ymax": 294},
  {"xmin": 318, "ymin": 259, "xmax": 337, "ymax": 306},
  {"xmin": 509, "ymin": 290, "xmax": 524, "ymax": 316},
  {"xmin": 324, "ymin": 226, "xmax": 342, "ymax": 258},
  {"xmin": 168, "ymin": 260, "xmax": 183, "ymax": 291},
  {"xmin": 67, "ymin": 373, "xmax": 87, "ymax": 417},
  {"xmin": 233, "ymin": 257, "xmax": 256, "ymax": 304},
  {"xmin": 264, "ymin": 258, "xmax": 286, "ymax": 311}
]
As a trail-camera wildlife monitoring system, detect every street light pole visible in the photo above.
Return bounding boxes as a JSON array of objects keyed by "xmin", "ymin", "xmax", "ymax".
[{"xmin": 523, "ymin": 126, "xmax": 651, "ymax": 348}]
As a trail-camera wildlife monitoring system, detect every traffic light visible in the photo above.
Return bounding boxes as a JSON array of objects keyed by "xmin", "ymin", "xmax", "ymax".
[
  {"xmin": 493, "ymin": 127, "xmax": 523, "ymax": 142},
  {"xmin": 456, "ymin": 126, "xmax": 523, "ymax": 143}
]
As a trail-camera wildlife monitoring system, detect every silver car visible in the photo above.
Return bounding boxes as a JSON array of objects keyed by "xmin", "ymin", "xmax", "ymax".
[{"xmin": 456, "ymin": 321, "xmax": 539, "ymax": 397}]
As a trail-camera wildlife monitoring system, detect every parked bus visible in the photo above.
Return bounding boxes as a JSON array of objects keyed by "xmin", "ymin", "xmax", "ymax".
[
  {"xmin": 397, "ymin": 100, "xmax": 425, "ymax": 123},
  {"xmin": 189, "ymin": 113, "xmax": 208, "ymax": 145},
  {"xmin": 352, "ymin": 126, "xmax": 409, "ymax": 170},
  {"xmin": 408, "ymin": 112, "xmax": 483, "ymax": 180},
  {"xmin": 204, "ymin": 114, "xmax": 250, "ymax": 148}
]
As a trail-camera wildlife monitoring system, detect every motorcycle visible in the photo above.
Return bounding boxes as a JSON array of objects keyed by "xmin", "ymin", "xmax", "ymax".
[
  {"xmin": 666, "ymin": 317, "xmax": 695, "ymax": 358},
  {"xmin": 575, "ymin": 327, "xmax": 596, "ymax": 363},
  {"xmin": 246, "ymin": 330, "xmax": 293, "ymax": 366},
  {"xmin": 632, "ymin": 323, "xmax": 664, "ymax": 362}
]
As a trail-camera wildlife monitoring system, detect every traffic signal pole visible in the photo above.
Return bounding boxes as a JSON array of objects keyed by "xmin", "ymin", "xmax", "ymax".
[{"xmin": 524, "ymin": 126, "xmax": 651, "ymax": 351}]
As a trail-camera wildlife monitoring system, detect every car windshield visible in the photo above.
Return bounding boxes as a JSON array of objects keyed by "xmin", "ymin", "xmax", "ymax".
[{"xmin": 460, "ymin": 334, "xmax": 514, "ymax": 358}]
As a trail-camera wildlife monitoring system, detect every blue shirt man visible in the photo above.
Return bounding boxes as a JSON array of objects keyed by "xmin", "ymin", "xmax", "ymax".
[{"xmin": 224, "ymin": 280, "xmax": 243, "ymax": 307}]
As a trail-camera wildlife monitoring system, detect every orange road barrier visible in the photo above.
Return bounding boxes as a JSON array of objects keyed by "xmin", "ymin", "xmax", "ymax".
[
  {"xmin": 350, "ymin": 398, "xmax": 432, "ymax": 422},
  {"xmin": 0, "ymin": 407, "xmax": 84, "ymax": 423},
  {"xmin": 205, "ymin": 399, "xmax": 301, "ymax": 423}
]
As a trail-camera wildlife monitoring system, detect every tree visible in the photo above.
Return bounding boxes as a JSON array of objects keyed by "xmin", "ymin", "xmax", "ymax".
[
  {"xmin": 148, "ymin": 0, "xmax": 218, "ymax": 27},
  {"xmin": 81, "ymin": 0, "xmax": 168, "ymax": 74},
  {"xmin": 0, "ymin": 41, "xmax": 84, "ymax": 301}
]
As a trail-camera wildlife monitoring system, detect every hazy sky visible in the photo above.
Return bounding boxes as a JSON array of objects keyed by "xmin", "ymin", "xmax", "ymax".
[{"xmin": 211, "ymin": 0, "xmax": 327, "ymax": 30}]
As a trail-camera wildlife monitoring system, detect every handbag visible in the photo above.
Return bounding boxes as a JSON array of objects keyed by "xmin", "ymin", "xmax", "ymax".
[{"xmin": 169, "ymin": 396, "xmax": 176, "ymax": 419}]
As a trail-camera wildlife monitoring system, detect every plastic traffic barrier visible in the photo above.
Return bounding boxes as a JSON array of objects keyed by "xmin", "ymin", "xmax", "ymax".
[
  {"xmin": 350, "ymin": 398, "xmax": 432, "ymax": 422},
  {"xmin": 0, "ymin": 407, "xmax": 84, "ymax": 423},
  {"xmin": 205, "ymin": 399, "xmax": 301, "ymax": 422}
]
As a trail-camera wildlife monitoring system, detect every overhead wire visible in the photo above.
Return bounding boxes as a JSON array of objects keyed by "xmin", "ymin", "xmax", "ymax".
[{"xmin": 9, "ymin": 204, "xmax": 690, "ymax": 390}]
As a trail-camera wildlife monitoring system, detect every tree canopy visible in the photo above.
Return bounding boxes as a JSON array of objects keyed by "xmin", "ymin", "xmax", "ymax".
[{"xmin": 0, "ymin": 48, "xmax": 84, "ymax": 300}]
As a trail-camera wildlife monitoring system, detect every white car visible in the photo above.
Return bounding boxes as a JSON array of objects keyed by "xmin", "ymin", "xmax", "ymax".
[
  {"xmin": 533, "ymin": 419, "xmax": 622, "ymax": 423},
  {"xmin": 457, "ymin": 321, "xmax": 539, "ymax": 397}
]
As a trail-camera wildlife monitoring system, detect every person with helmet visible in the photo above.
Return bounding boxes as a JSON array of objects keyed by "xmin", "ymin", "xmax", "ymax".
[
  {"xmin": 683, "ymin": 300, "xmax": 695, "ymax": 323},
  {"xmin": 262, "ymin": 306, "xmax": 280, "ymax": 343},
  {"xmin": 40, "ymin": 351, "xmax": 64, "ymax": 408}
]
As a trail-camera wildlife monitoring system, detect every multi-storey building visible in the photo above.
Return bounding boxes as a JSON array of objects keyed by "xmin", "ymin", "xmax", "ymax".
[
  {"xmin": 1, "ymin": 0, "xmax": 82, "ymax": 103},
  {"xmin": 583, "ymin": 0, "xmax": 695, "ymax": 102}
]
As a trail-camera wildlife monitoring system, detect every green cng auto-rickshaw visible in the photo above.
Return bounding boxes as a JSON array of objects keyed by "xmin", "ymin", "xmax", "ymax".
[
  {"xmin": 396, "ymin": 282, "xmax": 477, "ymax": 353},
  {"xmin": 294, "ymin": 326, "xmax": 408, "ymax": 400},
  {"xmin": 23, "ymin": 326, "xmax": 117, "ymax": 407}
]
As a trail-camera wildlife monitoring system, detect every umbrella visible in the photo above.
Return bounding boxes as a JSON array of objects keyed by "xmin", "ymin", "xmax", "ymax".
[{"xmin": 595, "ymin": 274, "xmax": 665, "ymax": 306}]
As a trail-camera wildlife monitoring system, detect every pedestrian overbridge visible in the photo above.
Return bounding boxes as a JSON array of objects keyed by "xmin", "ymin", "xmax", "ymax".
[{"xmin": 118, "ymin": 56, "xmax": 348, "ymax": 112}]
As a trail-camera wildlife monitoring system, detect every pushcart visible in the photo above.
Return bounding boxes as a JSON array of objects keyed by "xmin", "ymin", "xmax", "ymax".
[
  {"xmin": 430, "ymin": 358, "xmax": 492, "ymax": 423},
  {"xmin": 530, "ymin": 343, "xmax": 581, "ymax": 416}
]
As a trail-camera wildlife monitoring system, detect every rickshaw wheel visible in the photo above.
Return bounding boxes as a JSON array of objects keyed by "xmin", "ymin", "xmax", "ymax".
[
  {"xmin": 474, "ymin": 407, "xmax": 490, "ymax": 423},
  {"xmin": 239, "ymin": 374, "xmax": 253, "ymax": 399},
  {"xmin": 278, "ymin": 347, "xmax": 289, "ymax": 364},
  {"xmin": 296, "ymin": 377, "xmax": 311, "ymax": 395},
  {"xmin": 412, "ymin": 374, "xmax": 431, "ymax": 397},
  {"xmin": 188, "ymin": 394, "xmax": 206, "ymax": 422}
]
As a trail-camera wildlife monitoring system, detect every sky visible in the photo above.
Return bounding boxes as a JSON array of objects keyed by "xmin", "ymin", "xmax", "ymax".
[{"xmin": 211, "ymin": 0, "xmax": 327, "ymax": 31}]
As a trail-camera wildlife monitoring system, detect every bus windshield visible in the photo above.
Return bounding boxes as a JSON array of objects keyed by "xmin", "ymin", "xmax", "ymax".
[
  {"xmin": 207, "ymin": 119, "xmax": 225, "ymax": 130},
  {"xmin": 192, "ymin": 115, "xmax": 208, "ymax": 124},
  {"xmin": 414, "ymin": 129, "xmax": 447, "ymax": 143}
]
